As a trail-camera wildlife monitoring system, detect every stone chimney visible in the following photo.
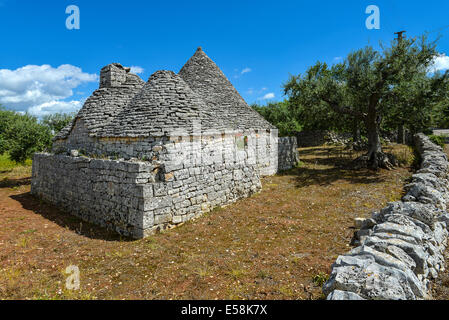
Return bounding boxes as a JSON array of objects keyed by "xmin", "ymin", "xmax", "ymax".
[{"xmin": 99, "ymin": 63, "xmax": 131, "ymax": 88}]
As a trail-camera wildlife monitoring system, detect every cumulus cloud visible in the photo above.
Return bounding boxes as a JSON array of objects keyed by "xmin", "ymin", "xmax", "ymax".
[
  {"xmin": 247, "ymin": 87, "xmax": 269, "ymax": 96},
  {"xmin": 27, "ymin": 100, "xmax": 84, "ymax": 117},
  {"xmin": 130, "ymin": 66, "xmax": 144, "ymax": 74},
  {"xmin": 261, "ymin": 92, "xmax": 275, "ymax": 100},
  {"xmin": 0, "ymin": 64, "xmax": 97, "ymax": 116},
  {"xmin": 430, "ymin": 54, "xmax": 449, "ymax": 72},
  {"xmin": 234, "ymin": 67, "xmax": 252, "ymax": 79}
]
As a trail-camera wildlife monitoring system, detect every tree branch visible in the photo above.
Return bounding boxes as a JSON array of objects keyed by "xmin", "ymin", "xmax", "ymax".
[{"xmin": 322, "ymin": 98, "xmax": 367, "ymax": 119}]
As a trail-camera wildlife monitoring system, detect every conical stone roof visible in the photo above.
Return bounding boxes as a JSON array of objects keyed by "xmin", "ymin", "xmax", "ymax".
[
  {"xmin": 179, "ymin": 47, "xmax": 276, "ymax": 131},
  {"xmin": 57, "ymin": 49, "xmax": 276, "ymax": 141},
  {"xmin": 99, "ymin": 70, "xmax": 230, "ymax": 137},
  {"xmin": 54, "ymin": 65, "xmax": 144, "ymax": 140}
]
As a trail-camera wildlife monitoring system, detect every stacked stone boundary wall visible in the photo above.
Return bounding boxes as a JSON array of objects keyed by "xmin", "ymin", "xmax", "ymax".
[
  {"xmin": 278, "ymin": 136, "xmax": 299, "ymax": 171},
  {"xmin": 324, "ymin": 133, "xmax": 449, "ymax": 300},
  {"xmin": 296, "ymin": 131, "xmax": 352, "ymax": 147}
]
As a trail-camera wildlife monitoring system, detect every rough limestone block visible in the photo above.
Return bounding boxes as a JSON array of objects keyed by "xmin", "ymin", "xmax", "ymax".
[{"xmin": 323, "ymin": 133, "xmax": 449, "ymax": 300}]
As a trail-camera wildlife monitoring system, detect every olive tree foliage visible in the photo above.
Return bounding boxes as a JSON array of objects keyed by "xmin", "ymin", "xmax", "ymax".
[
  {"xmin": 283, "ymin": 35, "xmax": 449, "ymax": 169},
  {"xmin": 41, "ymin": 112, "xmax": 75, "ymax": 134},
  {"xmin": 432, "ymin": 99, "xmax": 449, "ymax": 128},
  {"xmin": 7, "ymin": 116, "xmax": 52, "ymax": 163},
  {"xmin": 382, "ymin": 57, "xmax": 449, "ymax": 137},
  {"xmin": 251, "ymin": 100, "xmax": 302, "ymax": 137},
  {"xmin": 0, "ymin": 106, "xmax": 75, "ymax": 163}
]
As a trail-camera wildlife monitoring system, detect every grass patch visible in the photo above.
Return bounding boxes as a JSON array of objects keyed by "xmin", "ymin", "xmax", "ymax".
[
  {"xmin": 0, "ymin": 153, "xmax": 31, "ymax": 171},
  {"xmin": 428, "ymin": 134, "xmax": 446, "ymax": 148},
  {"xmin": 227, "ymin": 267, "xmax": 247, "ymax": 280},
  {"xmin": 312, "ymin": 272, "xmax": 329, "ymax": 287},
  {"xmin": 0, "ymin": 153, "xmax": 32, "ymax": 187},
  {"xmin": 384, "ymin": 144, "xmax": 415, "ymax": 167}
]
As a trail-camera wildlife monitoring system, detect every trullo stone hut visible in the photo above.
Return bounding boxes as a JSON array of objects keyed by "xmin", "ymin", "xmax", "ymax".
[{"xmin": 31, "ymin": 47, "xmax": 299, "ymax": 238}]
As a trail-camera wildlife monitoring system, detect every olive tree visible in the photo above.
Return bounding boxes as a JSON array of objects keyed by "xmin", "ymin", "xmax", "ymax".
[{"xmin": 284, "ymin": 35, "xmax": 449, "ymax": 169}]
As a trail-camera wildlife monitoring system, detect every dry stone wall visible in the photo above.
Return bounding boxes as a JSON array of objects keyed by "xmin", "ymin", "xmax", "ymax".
[
  {"xmin": 31, "ymin": 152, "xmax": 262, "ymax": 239},
  {"xmin": 54, "ymin": 123, "xmax": 281, "ymax": 177},
  {"xmin": 296, "ymin": 131, "xmax": 352, "ymax": 147},
  {"xmin": 278, "ymin": 137, "xmax": 299, "ymax": 171},
  {"xmin": 323, "ymin": 133, "xmax": 449, "ymax": 300}
]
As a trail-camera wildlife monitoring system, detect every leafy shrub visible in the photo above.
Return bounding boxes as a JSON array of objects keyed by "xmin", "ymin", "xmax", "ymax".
[
  {"xmin": 252, "ymin": 101, "xmax": 302, "ymax": 137},
  {"xmin": 0, "ymin": 107, "xmax": 52, "ymax": 163},
  {"xmin": 428, "ymin": 134, "xmax": 446, "ymax": 148},
  {"xmin": 41, "ymin": 112, "xmax": 75, "ymax": 134},
  {"xmin": 7, "ymin": 116, "xmax": 52, "ymax": 163}
]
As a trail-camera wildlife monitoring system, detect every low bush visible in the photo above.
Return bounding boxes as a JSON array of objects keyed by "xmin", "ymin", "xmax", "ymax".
[
  {"xmin": 0, "ymin": 107, "xmax": 74, "ymax": 164},
  {"xmin": 428, "ymin": 134, "xmax": 446, "ymax": 148}
]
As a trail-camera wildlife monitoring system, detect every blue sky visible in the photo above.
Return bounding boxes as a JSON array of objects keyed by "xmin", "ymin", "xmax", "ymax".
[{"xmin": 0, "ymin": 0, "xmax": 448, "ymax": 116}]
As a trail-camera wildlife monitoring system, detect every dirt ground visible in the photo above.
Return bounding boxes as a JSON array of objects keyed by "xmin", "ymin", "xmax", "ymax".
[{"xmin": 0, "ymin": 145, "xmax": 414, "ymax": 300}]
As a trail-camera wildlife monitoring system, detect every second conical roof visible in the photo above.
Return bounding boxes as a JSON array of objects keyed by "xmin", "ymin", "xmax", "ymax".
[{"xmin": 179, "ymin": 47, "xmax": 275, "ymax": 130}]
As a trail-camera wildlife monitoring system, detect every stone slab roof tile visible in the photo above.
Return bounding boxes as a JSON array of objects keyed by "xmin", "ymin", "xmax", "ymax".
[
  {"xmin": 54, "ymin": 66, "xmax": 144, "ymax": 140},
  {"xmin": 98, "ymin": 70, "xmax": 235, "ymax": 137}
]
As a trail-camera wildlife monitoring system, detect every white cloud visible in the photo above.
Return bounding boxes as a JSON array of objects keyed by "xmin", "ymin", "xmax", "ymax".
[
  {"xmin": 130, "ymin": 66, "xmax": 144, "ymax": 74},
  {"xmin": 234, "ymin": 67, "xmax": 252, "ymax": 79},
  {"xmin": 0, "ymin": 64, "xmax": 97, "ymax": 116},
  {"xmin": 27, "ymin": 100, "xmax": 84, "ymax": 117},
  {"xmin": 241, "ymin": 67, "xmax": 251, "ymax": 75},
  {"xmin": 261, "ymin": 92, "xmax": 275, "ymax": 100},
  {"xmin": 430, "ymin": 54, "xmax": 449, "ymax": 72},
  {"xmin": 247, "ymin": 87, "xmax": 268, "ymax": 95}
]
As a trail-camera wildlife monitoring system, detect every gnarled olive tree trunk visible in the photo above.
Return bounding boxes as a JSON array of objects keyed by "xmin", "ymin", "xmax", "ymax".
[{"xmin": 364, "ymin": 112, "xmax": 394, "ymax": 169}]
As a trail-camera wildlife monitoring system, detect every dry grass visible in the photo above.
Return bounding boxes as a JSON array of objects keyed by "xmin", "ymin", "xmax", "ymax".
[
  {"xmin": 0, "ymin": 145, "xmax": 413, "ymax": 300},
  {"xmin": 0, "ymin": 153, "xmax": 32, "ymax": 188}
]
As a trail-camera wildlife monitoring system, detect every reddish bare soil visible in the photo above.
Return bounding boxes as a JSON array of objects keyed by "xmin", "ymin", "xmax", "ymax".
[{"xmin": 0, "ymin": 145, "xmax": 413, "ymax": 299}]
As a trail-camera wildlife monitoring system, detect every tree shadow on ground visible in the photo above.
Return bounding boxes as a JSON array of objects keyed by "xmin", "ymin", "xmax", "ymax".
[
  {"xmin": 0, "ymin": 177, "xmax": 31, "ymax": 188},
  {"xmin": 298, "ymin": 146, "xmax": 361, "ymax": 157},
  {"xmin": 10, "ymin": 191, "xmax": 134, "ymax": 242},
  {"xmin": 280, "ymin": 152, "xmax": 386, "ymax": 188}
]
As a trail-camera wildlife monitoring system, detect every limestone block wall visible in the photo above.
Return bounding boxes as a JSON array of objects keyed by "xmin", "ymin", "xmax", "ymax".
[
  {"xmin": 278, "ymin": 136, "xmax": 299, "ymax": 171},
  {"xmin": 53, "ymin": 119, "xmax": 98, "ymax": 155},
  {"xmin": 31, "ymin": 151, "xmax": 262, "ymax": 239},
  {"xmin": 296, "ymin": 130, "xmax": 328, "ymax": 147},
  {"xmin": 54, "ymin": 123, "xmax": 279, "ymax": 176},
  {"xmin": 323, "ymin": 133, "xmax": 449, "ymax": 300},
  {"xmin": 31, "ymin": 154, "xmax": 157, "ymax": 238}
]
